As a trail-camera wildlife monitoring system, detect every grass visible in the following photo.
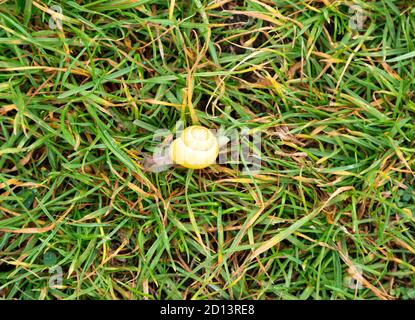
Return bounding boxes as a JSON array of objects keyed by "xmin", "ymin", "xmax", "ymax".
[{"xmin": 0, "ymin": 0, "xmax": 415, "ymax": 300}]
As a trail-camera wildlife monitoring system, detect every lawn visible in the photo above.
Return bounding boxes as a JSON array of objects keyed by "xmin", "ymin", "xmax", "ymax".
[{"xmin": 0, "ymin": 0, "xmax": 414, "ymax": 300}]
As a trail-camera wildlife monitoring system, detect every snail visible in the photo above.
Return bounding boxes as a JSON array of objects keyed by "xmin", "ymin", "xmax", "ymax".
[
  {"xmin": 143, "ymin": 125, "xmax": 223, "ymax": 172},
  {"xmin": 169, "ymin": 125, "xmax": 219, "ymax": 169}
]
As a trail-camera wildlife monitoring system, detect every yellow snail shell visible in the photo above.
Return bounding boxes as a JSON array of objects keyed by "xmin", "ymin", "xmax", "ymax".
[{"xmin": 169, "ymin": 125, "xmax": 219, "ymax": 169}]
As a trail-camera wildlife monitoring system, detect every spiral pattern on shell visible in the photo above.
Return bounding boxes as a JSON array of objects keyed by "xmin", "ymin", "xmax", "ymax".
[{"xmin": 169, "ymin": 126, "xmax": 219, "ymax": 169}]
